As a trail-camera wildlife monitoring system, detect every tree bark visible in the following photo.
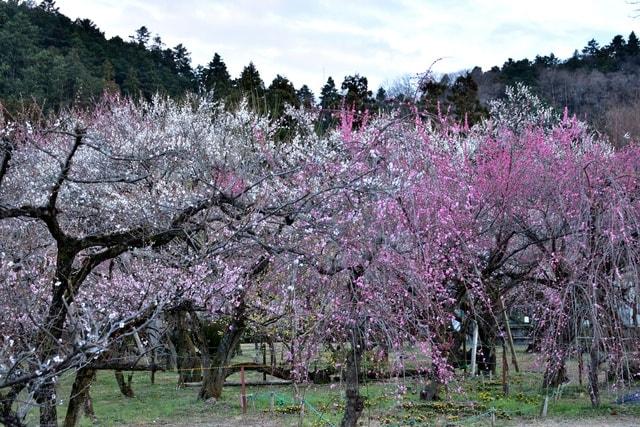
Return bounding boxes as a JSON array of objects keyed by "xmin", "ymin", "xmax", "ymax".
[
  {"xmin": 199, "ymin": 298, "xmax": 246, "ymax": 400},
  {"xmin": 0, "ymin": 386, "xmax": 26, "ymax": 427},
  {"xmin": 588, "ymin": 345, "xmax": 600, "ymax": 407},
  {"xmin": 167, "ymin": 310, "xmax": 202, "ymax": 385},
  {"xmin": 198, "ymin": 257, "xmax": 268, "ymax": 400},
  {"xmin": 35, "ymin": 379, "xmax": 58, "ymax": 427},
  {"xmin": 340, "ymin": 329, "xmax": 365, "ymax": 427},
  {"xmin": 63, "ymin": 368, "xmax": 96, "ymax": 427},
  {"xmin": 114, "ymin": 370, "xmax": 134, "ymax": 398}
]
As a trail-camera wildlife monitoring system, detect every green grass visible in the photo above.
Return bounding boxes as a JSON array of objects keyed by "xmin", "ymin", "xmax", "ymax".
[{"xmin": 26, "ymin": 344, "xmax": 640, "ymax": 426}]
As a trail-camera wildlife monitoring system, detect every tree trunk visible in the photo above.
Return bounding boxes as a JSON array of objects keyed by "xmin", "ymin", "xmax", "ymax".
[
  {"xmin": 0, "ymin": 386, "xmax": 26, "ymax": 427},
  {"xmin": 476, "ymin": 313, "xmax": 497, "ymax": 375},
  {"xmin": 166, "ymin": 310, "xmax": 202, "ymax": 385},
  {"xmin": 37, "ymin": 250, "xmax": 77, "ymax": 427},
  {"xmin": 588, "ymin": 345, "xmax": 600, "ymax": 407},
  {"xmin": 63, "ymin": 368, "xmax": 96, "ymax": 427},
  {"xmin": 83, "ymin": 392, "xmax": 96, "ymax": 422},
  {"xmin": 35, "ymin": 379, "xmax": 57, "ymax": 427},
  {"xmin": 114, "ymin": 370, "xmax": 134, "ymax": 398},
  {"xmin": 543, "ymin": 362, "xmax": 568, "ymax": 388},
  {"xmin": 199, "ymin": 299, "xmax": 246, "ymax": 400},
  {"xmin": 340, "ymin": 330, "xmax": 365, "ymax": 427}
]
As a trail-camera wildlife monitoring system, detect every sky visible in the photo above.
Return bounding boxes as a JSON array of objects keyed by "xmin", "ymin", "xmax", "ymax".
[{"xmin": 55, "ymin": 0, "xmax": 640, "ymax": 94}]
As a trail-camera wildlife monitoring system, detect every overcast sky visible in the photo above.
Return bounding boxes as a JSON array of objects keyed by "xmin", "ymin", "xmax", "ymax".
[{"xmin": 55, "ymin": 0, "xmax": 639, "ymax": 93}]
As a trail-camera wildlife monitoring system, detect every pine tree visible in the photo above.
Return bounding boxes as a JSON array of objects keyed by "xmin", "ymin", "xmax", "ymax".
[
  {"xmin": 296, "ymin": 84, "xmax": 314, "ymax": 109},
  {"xmin": 102, "ymin": 60, "xmax": 119, "ymax": 94},
  {"xmin": 39, "ymin": 0, "xmax": 58, "ymax": 14},
  {"xmin": 201, "ymin": 53, "xmax": 231, "ymax": 101},
  {"xmin": 131, "ymin": 26, "xmax": 151, "ymax": 48},
  {"xmin": 236, "ymin": 62, "xmax": 265, "ymax": 109},
  {"xmin": 319, "ymin": 77, "xmax": 341, "ymax": 110},
  {"xmin": 172, "ymin": 44, "xmax": 192, "ymax": 78},
  {"xmin": 608, "ymin": 35, "xmax": 626, "ymax": 59},
  {"xmin": 341, "ymin": 74, "xmax": 372, "ymax": 112},
  {"xmin": 266, "ymin": 74, "xmax": 298, "ymax": 118},
  {"xmin": 447, "ymin": 73, "xmax": 486, "ymax": 125},
  {"xmin": 627, "ymin": 31, "xmax": 640, "ymax": 56},
  {"xmin": 374, "ymin": 87, "xmax": 387, "ymax": 113}
]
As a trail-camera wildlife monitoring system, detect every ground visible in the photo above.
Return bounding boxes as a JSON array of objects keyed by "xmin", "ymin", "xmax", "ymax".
[{"xmin": 24, "ymin": 344, "xmax": 639, "ymax": 426}]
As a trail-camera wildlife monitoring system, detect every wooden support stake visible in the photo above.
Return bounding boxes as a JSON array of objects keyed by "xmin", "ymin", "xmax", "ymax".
[
  {"xmin": 462, "ymin": 330, "xmax": 467, "ymax": 373},
  {"xmin": 540, "ymin": 395, "xmax": 549, "ymax": 417},
  {"xmin": 133, "ymin": 331, "xmax": 150, "ymax": 366},
  {"xmin": 262, "ymin": 342, "xmax": 267, "ymax": 382},
  {"xmin": 471, "ymin": 320, "xmax": 479, "ymax": 377},
  {"xmin": 502, "ymin": 340, "xmax": 509, "ymax": 396},
  {"xmin": 578, "ymin": 349, "xmax": 584, "ymax": 387},
  {"xmin": 499, "ymin": 297, "xmax": 520, "ymax": 373},
  {"xmin": 240, "ymin": 366, "xmax": 247, "ymax": 414}
]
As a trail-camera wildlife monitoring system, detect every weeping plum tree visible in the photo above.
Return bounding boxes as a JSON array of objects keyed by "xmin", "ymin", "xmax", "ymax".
[{"xmin": 273, "ymin": 87, "xmax": 640, "ymax": 425}]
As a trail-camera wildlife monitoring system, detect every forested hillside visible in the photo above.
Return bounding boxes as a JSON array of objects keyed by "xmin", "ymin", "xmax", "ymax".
[
  {"xmin": 1, "ymin": 0, "xmax": 639, "ymax": 144},
  {"xmin": 0, "ymin": 0, "xmax": 195, "ymax": 110},
  {"xmin": 473, "ymin": 33, "xmax": 640, "ymax": 145}
]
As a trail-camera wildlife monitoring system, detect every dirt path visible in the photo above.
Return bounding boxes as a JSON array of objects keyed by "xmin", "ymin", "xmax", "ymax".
[
  {"xmin": 139, "ymin": 414, "xmax": 640, "ymax": 427},
  {"xmin": 513, "ymin": 416, "xmax": 640, "ymax": 426}
]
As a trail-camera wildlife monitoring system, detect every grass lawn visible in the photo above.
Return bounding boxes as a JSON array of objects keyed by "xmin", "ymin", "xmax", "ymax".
[{"xmin": 29, "ymin": 344, "xmax": 640, "ymax": 426}]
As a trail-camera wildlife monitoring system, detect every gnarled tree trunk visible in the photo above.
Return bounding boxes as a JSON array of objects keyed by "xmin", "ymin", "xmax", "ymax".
[
  {"xmin": 35, "ymin": 379, "xmax": 57, "ymax": 427},
  {"xmin": 167, "ymin": 310, "xmax": 203, "ymax": 385},
  {"xmin": 198, "ymin": 299, "xmax": 246, "ymax": 400},
  {"xmin": 63, "ymin": 368, "xmax": 96, "ymax": 427},
  {"xmin": 114, "ymin": 370, "xmax": 134, "ymax": 398}
]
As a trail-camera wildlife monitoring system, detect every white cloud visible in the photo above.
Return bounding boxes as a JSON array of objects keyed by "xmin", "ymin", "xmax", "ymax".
[{"xmin": 55, "ymin": 0, "xmax": 640, "ymax": 93}]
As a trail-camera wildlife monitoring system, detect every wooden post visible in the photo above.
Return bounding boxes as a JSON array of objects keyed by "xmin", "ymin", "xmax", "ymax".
[
  {"xmin": 502, "ymin": 340, "xmax": 509, "ymax": 396},
  {"xmin": 462, "ymin": 330, "xmax": 467, "ymax": 374},
  {"xmin": 262, "ymin": 343, "xmax": 267, "ymax": 382},
  {"xmin": 578, "ymin": 349, "xmax": 584, "ymax": 387},
  {"xmin": 540, "ymin": 395, "xmax": 549, "ymax": 417},
  {"xmin": 133, "ymin": 330, "xmax": 150, "ymax": 366},
  {"xmin": 499, "ymin": 297, "xmax": 519, "ymax": 373},
  {"xmin": 471, "ymin": 320, "xmax": 479, "ymax": 377},
  {"xmin": 269, "ymin": 392, "xmax": 275, "ymax": 413},
  {"xmin": 240, "ymin": 366, "xmax": 247, "ymax": 414},
  {"xmin": 490, "ymin": 410, "xmax": 496, "ymax": 427}
]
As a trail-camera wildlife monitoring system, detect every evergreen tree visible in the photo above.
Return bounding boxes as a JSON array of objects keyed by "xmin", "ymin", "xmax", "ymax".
[
  {"xmin": 235, "ymin": 62, "xmax": 265, "ymax": 109},
  {"xmin": 500, "ymin": 58, "xmax": 536, "ymax": 86},
  {"xmin": 151, "ymin": 35, "xmax": 164, "ymax": 51},
  {"xmin": 266, "ymin": 74, "xmax": 298, "ymax": 118},
  {"xmin": 172, "ymin": 44, "xmax": 192, "ymax": 78},
  {"xmin": 201, "ymin": 53, "xmax": 231, "ymax": 101},
  {"xmin": 39, "ymin": 0, "xmax": 58, "ymax": 14},
  {"xmin": 319, "ymin": 76, "xmax": 341, "ymax": 109},
  {"xmin": 131, "ymin": 26, "xmax": 151, "ymax": 48},
  {"xmin": 608, "ymin": 35, "xmax": 626, "ymax": 59},
  {"xmin": 447, "ymin": 73, "xmax": 486, "ymax": 125},
  {"xmin": 419, "ymin": 79, "xmax": 447, "ymax": 113},
  {"xmin": 296, "ymin": 84, "xmax": 314, "ymax": 109},
  {"xmin": 121, "ymin": 66, "xmax": 141, "ymax": 96},
  {"xmin": 627, "ymin": 31, "xmax": 640, "ymax": 56},
  {"xmin": 319, "ymin": 77, "xmax": 341, "ymax": 132},
  {"xmin": 101, "ymin": 59, "xmax": 119, "ymax": 94},
  {"xmin": 582, "ymin": 39, "xmax": 600, "ymax": 56},
  {"xmin": 341, "ymin": 74, "xmax": 372, "ymax": 112},
  {"xmin": 374, "ymin": 87, "xmax": 387, "ymax": 112}
]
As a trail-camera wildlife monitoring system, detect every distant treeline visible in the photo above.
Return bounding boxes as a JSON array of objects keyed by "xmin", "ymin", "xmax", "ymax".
[{"xmin": 1, "ymin": 0, "xmax": 640, "ymax": 144}]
